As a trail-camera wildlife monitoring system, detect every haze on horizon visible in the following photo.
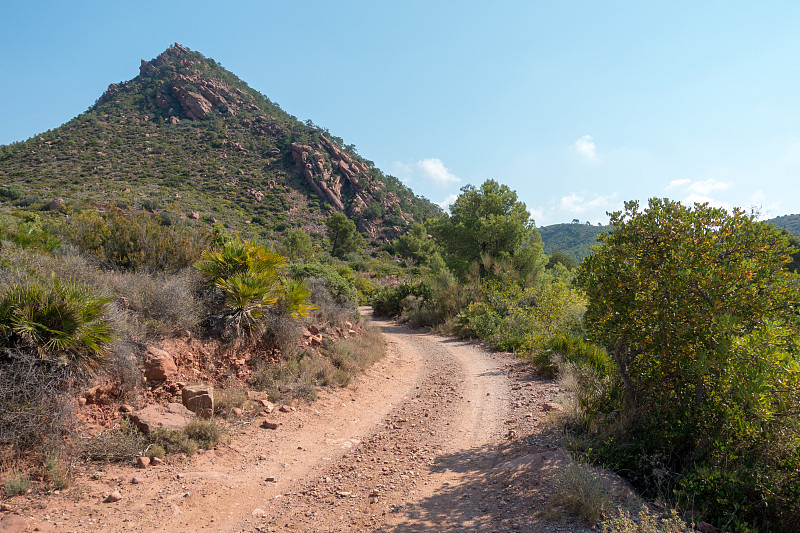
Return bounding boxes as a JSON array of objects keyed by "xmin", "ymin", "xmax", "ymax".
[{"xmin": 1, "ymin": 1, "xmax": 798, "ymax": 225}]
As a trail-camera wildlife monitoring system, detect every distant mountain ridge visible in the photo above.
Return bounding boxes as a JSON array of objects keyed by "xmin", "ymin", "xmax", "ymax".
[
  {"xmin": 539, "ymin": 222, "xmax": 611, "ymax": 263},
  {"xmin": 0, "ymin": 44, "xmax": 439, "ymax": 240},
  {"xmin": 767, "ymin": 214, "xmax": 800, "ymax": 237},
  {"xmin": 540, "ymin": 214, "xmax": 799, "ymax": 264}
]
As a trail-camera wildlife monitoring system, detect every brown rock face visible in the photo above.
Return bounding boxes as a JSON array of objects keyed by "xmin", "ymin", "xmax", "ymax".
[
  {"xmin": 48, "ymin": 197, "xmax": 65, "ymax": 211},
  {"xmin": 182, "ymin": 384, "xmax": 214, "ymax": 418},
  {"xmin": 172, "ymin": 87, "xmax": 213, "ymax": 120},
  {"xmin": 143, "ymin": 346, "xmax": 177, "ymax": 381},
  {"xmin": 128, "ymin": 403, "xmax": 195, "ymax": 434}
]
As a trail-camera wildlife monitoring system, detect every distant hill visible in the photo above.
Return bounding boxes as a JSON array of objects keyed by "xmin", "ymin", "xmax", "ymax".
[
  {"xmin": 0, "ymin": 44, "xmax": 440, "ymax": 241},
  {"xmin": 541, "ymin": 214, "xmax": 800, "ymax": 264},
  {"xmin": 767, "ymin": 214, "xmax": 800, "ymax": 237},
  {"xmin": 539, "ymin": 222, "xmax": 611, "ymax": 263}
]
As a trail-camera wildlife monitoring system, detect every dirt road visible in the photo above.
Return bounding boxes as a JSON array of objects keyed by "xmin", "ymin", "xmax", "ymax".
[{"xmin": 13, "ymin": 313, "xmax": 588, "ymax": 532}]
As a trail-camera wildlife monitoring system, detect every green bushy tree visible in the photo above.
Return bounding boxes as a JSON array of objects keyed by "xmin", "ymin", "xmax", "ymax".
[
  {"xmin": 577, "ymin": 198, "xmax": 800, "ymax": 530},
  {"xmin": 325, "ymin": 212, "xmax": 364, "ymax": 259},
  {"xmin": 429, "ymin": 179, "xmax": 544, "ymax": 281}
]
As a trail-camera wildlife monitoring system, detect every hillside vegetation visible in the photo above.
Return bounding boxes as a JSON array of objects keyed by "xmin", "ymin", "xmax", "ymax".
[
  {"xmin": 374, "ymin": 184, "xmax": 800, "ymax": 532},
  {"xmin": 539, "ymin": 222, "xmax": 611, "ymax": 263},
  {"xmin": 0, "ymin": 44, "xmax": 439, "ymax": 241},
  {"xmin": 767, "ymin": 213, "xmax": 800, "ymax": 236}
]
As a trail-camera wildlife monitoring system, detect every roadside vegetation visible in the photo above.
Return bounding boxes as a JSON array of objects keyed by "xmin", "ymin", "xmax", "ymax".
[
  {"xmin": 0, "ymin": 203, "xmax": 386, "ymax": 496},
  {"xmin": 2, "ymin": 166, "xmax": 799, "ymax": 531},
  {"xmin": 370, "ymin": 182, "xmax": 800, "ymax": 532}
]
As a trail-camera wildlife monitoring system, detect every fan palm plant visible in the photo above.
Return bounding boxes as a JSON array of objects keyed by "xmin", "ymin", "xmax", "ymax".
[{"xmin": 0, "ymin": 276, "xmax": 114, "ymax": 375}]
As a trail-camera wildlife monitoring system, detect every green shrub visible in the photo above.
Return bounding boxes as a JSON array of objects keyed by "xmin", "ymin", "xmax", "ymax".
[
  {"xmin": 146, "ymin": 443, "xmax": 166, "ymax": 459},
  {"xmin": 149, "ymin": 427, "xmax": 198, "ymax": 456},
  {"xmin": 534, "ymin": 335, "xmax": 613, "ymax": 379},
  {"xmin": 576, "ymin": 199, "xmax": 800, "ymax": 530},
  {"xmin": 66, "ymin": 208, "xmax": 211, "ymax": 272},
  {"xmin": 184, "ymin": 419, "xmax": 227, "ymax": 449},
  {"xmin": 196, "ymin": 238, "xmax": 315, "ymax": 338},
  {"xmin": 601, "ymin": 507, "xmax": 694, "ymax": 533},
  {"xmin": 0, "ymin": 276, "xmax": 114, "ymax": 375},
  {"xmin": 3, "ymin": 470, "xmax": 31, "ymax": 497},
  {"xmin": 372, "ymin": 281, "xmax": 432, "ymax": 317},
  {"xmin": 44, "ymin": 453, "xmax": 72, "ymax": 490},
  {"xmin": 352, "ymin": 277, "xmax": 376, "ymax": 305},
  {"xmin": 289, "ymin": 263, "xmax": 358, "ymax": 307}
]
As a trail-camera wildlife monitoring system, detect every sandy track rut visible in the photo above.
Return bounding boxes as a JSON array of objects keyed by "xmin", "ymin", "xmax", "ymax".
[{"xmin": 26, "ymin": 314, "xmax": 577, "ymax": 532}]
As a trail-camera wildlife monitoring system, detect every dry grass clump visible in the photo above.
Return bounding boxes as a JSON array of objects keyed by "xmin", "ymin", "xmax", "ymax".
[
  {"xmin": 79, "ymin": 420, "xmax": 148, "ymax": 462},
  {"xmin": 214, "ymin": 379, "xmax": 249, "ymax": 418},
  {"xmin": 551, "ymin": 462, "xmax": 614, "ymax": 524},
  {"xmin": 0, "ymin": 351, "xmax": 78, "ymax": 454},
  {"xmin": 3, "ymin": 468, "xmax": 31, "ymax": 497},
  {"xmin": 601, "ymin": 506, "xmax": 694, "ymax": 533},
  {"xmin": 251, "ymin": 322, "xmax": 385, "ymax": 402}
]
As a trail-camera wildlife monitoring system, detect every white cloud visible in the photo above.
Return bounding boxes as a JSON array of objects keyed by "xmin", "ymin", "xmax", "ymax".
[
  {"xmin": 574, "ymin": 135, "xmax": 598, "ymax": 161},
  {"xmin": 391, "ymin": 158, "xmax": 461, "ymax": 188},
  {"xmin": 666, "ymin": 177, "xmax": 731, "ymax": 194},
  {"xmin": 687, "ymin": 178, "xmax": 730, "ymax": 195},
  {"xmin": 666, "ymin": 178, "xmax": 691, "ymax": 190},
  {"xmin": 558, "ymin": 192, "xmax": 618, "ymax": 214},
  {"xmin": 682, "ymin": 193, "xmax": 731, "ymax": 211},
  {"xmin": 390, "ymin": 161, "xmax": 414, "ymax": 184},
  {"xmin": 437, "ymin": 193, "xmax": 458, "ymax": 210},
  {"xmin": 417, "ymin": 158, "xmax": 461, "ymax": 186}
]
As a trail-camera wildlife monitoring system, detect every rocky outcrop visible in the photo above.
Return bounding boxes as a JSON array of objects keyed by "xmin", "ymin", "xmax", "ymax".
[
  {"xmin": 128, "ymin": 403, "xmax": 195, "ymax": 433},
  {"xmin": 143, "ymin": 346, "xmax": 177, "ymax": 381},
  {"xmin": 171, "ymin": 85, "xmax": 213, "ymax": 120},
  {"xmin": 182, "ymin": 384, "xmax": 214, "ymax": 418}
]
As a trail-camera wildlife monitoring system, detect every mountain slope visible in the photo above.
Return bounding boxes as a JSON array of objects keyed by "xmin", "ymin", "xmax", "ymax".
[
  {"xmin": 539, "ymin": 222, "xmax": 611, "ymax": 263},
  {"xmin": 0, "ymin": 44, "xmax": 439, "ymax": 240},
  {"xmin": 767, "ymin": 214, "xmax": 800, "ymax": 237}
]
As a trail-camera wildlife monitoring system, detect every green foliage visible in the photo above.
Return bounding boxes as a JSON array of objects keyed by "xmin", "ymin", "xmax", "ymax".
[
  {"xmin": 372, "ymin": 281, "xmax": 433, "ymax": 318},
  {"xmin": 325, "ymin": 212, "xmax": 364, "ymax": 259},
  {"xmin": 4, "ymin": 470, "xmax": 31, "ymax": 497},
  {"xmin": 66, "ymin": 208, "xmax": 211, "ymax": 272},
  {"xmin": 183, "ymin": 419, "xmax": 227, "ymax": 449},
  {"xmin": 601, "ymin": 507, "xmax": 694, "ymax": 533},
  {"xmin": 576, "ymin": 198, "xmax": 800, "ymax": 530},
  {"xmin": 455, "ymin": 280, "xmax": 586, "ymax": 354},
  {"xmin": 288, "ymin": 263, "xmax": 358, "ymax": 307},
  {"xmin": 195, "ymin": 238, "xmax": 315, "ymax": 337},
  {"xmin": 545, "ymin": 251, "xmax": 577, "ymax": 271},
  {"xmin": 533, "ymin": 334, "xmax": 613, "ymax": 379},
  {"xmin": 778, "ymin": 228, "xmax": 800, "ymax": 273},
  {"xmin": 0, "ymin": 212, "xmax": 61, "ymax": 252},
  {"xmin": 539, "ymin": 222, "xmax": 611, "ymax": 263},
  {"xmin": 0, "ymin": 276, "xmax": 114, "ymax": 375},
  {"xmin": 282, "ymin": 228, "xmax": 314, "ymax": 261},
  {"xmin": 429, "ymin": 179, "xmax": 545, "ymax": 281},
  {"xmin": 393, "ymin": 222, "xmax": 438, "ymax": 266}
]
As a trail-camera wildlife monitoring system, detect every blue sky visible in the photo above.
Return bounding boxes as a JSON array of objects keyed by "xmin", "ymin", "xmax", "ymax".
[{"xmin": 1, "ymin": 1, "xmax": 798, "ymax": 225}]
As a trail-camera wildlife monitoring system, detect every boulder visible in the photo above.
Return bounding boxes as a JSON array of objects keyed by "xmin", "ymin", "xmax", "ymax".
[
  {"xmin": 128, "ymin": 403, "xmax": 195, "ymax": 434},
  {"xmin": 0, "ymin": 514, "xmax": 30, "ymax": 533},
  {"xmin": 182, "ymin": 384, "xmax": 214, "ymax": 418},
  {"xmin": 48, "ymin": 197, "xmax": 65, "ymax": 211},
  {"xmin": 144, "ymin": 346, "xmax": 177, "ymax": 381}
]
